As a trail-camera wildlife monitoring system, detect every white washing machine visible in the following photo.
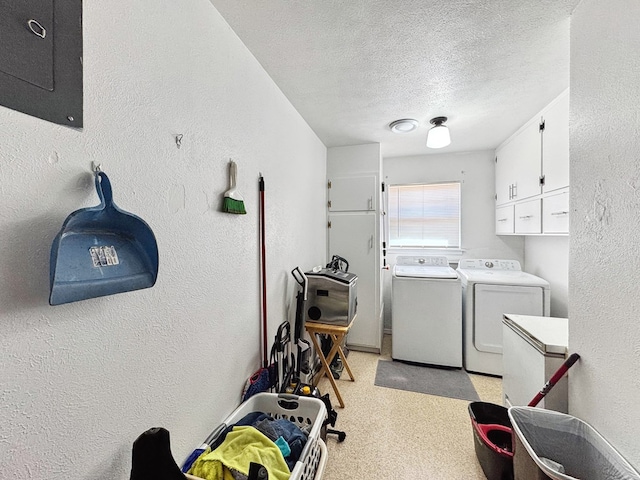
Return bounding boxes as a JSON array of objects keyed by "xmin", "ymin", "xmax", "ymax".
[
  {"xmin": 456, "ymin": 259, "xmax": 550, "ymax": 376},
  {"xmin": 392, "ymin": 256, "xmax": 462, "ymax": 368}
]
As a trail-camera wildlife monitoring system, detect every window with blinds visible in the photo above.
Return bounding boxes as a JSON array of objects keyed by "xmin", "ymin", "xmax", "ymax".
[{"xmin": 388, "ymin": 182, "xmax": 461, "ymax": 248}]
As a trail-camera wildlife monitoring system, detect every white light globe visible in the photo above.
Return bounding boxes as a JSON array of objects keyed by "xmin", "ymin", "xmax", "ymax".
[{"xmin": 426, "ymin": 124, "xmax": 451, "ymax": 148}]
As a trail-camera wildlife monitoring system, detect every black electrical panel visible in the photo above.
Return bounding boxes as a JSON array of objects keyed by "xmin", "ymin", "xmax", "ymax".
[{"xmin": 0, "ymin": 0, "xmax": 83, "ymax": 127}]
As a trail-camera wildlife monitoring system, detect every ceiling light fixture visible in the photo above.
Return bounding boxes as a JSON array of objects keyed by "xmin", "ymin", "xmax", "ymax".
[
  {"xmin": 426, "ymin": 116, "xmax": 451, "ymax": 149},
  {"xmin": 389, "ymin": 118, "xmax": 419, "ymax": 134}
]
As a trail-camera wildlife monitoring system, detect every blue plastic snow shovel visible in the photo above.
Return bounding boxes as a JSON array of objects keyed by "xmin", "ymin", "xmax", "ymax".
[{"xmin": 49, "ymin": 172, "xmax": 159, "ymax": 305}]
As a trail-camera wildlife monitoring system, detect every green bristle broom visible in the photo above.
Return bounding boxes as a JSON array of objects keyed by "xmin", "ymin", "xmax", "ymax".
[{"xmin": 222, "ymin": 160, "xmax": 247, "ymax": 214}]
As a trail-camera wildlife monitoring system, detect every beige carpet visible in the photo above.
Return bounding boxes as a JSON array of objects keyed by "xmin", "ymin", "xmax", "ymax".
[{"xmin": 316, "ymin": 335, "xmax": 502, "ymax": 479}]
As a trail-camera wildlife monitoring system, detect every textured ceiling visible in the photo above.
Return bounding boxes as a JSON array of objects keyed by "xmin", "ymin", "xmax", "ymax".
[{"xmin": 209, "ymin": 0, "xmax": 579, "ymax": 157}]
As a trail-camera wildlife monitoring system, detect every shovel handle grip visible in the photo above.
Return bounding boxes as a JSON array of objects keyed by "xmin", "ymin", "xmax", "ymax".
[{"xmin": 95, "ymin": 172, "xmax": 114, "ymax": 207}]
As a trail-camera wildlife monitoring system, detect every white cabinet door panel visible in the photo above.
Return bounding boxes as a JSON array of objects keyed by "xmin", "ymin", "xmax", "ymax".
[
  {"xmin": 542, "ymin": 191, "xmax": 569, "ymax": 234},
  {"xmin": 496, "ymin": 205, "xmax": 514, "ymax": 234},
  {"xmin": 511, "ymin": 121, "xmax": 543, "ymax": 201},
  {"xmin": 514, "ymin": 198, "xmax": 542, "ymax": 234},
  {"xmin": 542, "ymin": 91, "xmax": 570, "ymax": 193},
  {"xmin": 495, "ymin": 149, "xmax": 513, "ymax": 206},
  {"xmin": 328, "ymin": 213, "xmax": 381, "ymax": 351},
  {"xmin": 329, "ymin": 175, "xmax": 376, "ymax": 212}
]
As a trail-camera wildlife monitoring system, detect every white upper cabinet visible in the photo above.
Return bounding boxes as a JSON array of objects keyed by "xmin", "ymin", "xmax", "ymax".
[
  {"xmin": 495, "ymin": 89, "xmax": 569, "ymax": 236},
  {"xmin": 541, "ymin": 90, "xmax": 569, "ymax": 193},
  {"xmin": 328, "ymin": 175, "xmax": 377, "ymax": 212}
]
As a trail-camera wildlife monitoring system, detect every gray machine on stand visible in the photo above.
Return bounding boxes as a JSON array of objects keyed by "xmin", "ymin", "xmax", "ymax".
[
  {"xmin": 304, "ymin": 256, "xmax": 357, "ymax": 326},
  {"xmin": 304, "ymin": 255, "xmax": 357, "ymax": 379}
]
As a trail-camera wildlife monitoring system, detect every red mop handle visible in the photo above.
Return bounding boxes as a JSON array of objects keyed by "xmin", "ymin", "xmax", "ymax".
[{"xmin": 529, "ymin": 353, "xmax": 580, "ymax": 407}]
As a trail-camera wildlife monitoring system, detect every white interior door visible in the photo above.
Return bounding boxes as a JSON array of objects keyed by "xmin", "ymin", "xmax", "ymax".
[{"xmin": 473, "ymin": 284, "xmax": 544, "ymax": 354}]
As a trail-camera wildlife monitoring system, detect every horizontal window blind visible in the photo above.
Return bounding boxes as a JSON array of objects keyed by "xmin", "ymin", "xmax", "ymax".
[{"xmin": 388, "ymin": 182, "xmax": 461, "ymax": 248}]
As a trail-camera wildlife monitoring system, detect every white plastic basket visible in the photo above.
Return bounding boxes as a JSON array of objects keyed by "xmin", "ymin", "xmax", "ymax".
[
  {"xmin": 190, "ymin": 393, "xmax": 327, "ymax": 480},
  {"xmin": 313, "ymin": 439, "xmax": 327, "ymax": 480}
]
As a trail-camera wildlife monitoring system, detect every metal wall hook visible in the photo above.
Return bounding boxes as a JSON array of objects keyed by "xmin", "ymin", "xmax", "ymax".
[
  {"xmin": 175, "ymin": 134, "xmax": 183, "ymax": 149},
  {"xmin": 92, "ymin": 161, "xmax": 103, "ymax": 173},
  {"xmin": 27, "ymin": 19, "xmax": 46, "ymax": 39}
]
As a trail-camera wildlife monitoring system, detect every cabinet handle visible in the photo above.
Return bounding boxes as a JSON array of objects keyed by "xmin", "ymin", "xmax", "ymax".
[
  {"xmin": 508, "ymin": 184, "xmax": 512, "ymax": 200},
  {"xmin": 512, "ymin": 183, "xmax": 517, "ymax": 199},
  {"xmin": 368, "ymin": 235, "xmax": 374, "ymax": 251},
  {"xmin": 368, "ymin": 197, "xmax": 373, "ymax": 210},
  {"xmin": 497, "ymin": 218, "xmax": 508, "ymax": 222},
  {"xmin": 519, "ymin": 215, "xmax": 533, "ymax": 220},
  {"xmin": 550, "ymin": 211, "xmax": 569, "ymax": 216}
]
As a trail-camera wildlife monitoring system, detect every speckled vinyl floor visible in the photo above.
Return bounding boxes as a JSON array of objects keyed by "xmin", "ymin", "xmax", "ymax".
[{"xmin": 316, "ymin": 335, "xmax": 501, "ymax": 480}]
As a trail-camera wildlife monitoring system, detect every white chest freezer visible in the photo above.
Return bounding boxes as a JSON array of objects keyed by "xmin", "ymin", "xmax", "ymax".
[{"xmin": 502, "ymin": 314, "xmax": 569, "ymax": 412}]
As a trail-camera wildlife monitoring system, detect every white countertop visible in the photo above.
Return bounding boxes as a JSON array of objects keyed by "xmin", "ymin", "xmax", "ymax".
[{"xmin": 503, "ymin": 314, "xmax": 568, "ymax": 354}]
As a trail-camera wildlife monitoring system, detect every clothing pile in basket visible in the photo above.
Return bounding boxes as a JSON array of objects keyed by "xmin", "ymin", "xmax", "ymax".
[{"xmin": 185, "ymin": 411, "xmax": 312, "ymax": 480}]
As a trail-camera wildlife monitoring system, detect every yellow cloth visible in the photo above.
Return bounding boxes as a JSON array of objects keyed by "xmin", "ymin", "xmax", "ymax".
[{"xmin": 188, "ymin": 426, "xmax": 290, "ymax": 480}]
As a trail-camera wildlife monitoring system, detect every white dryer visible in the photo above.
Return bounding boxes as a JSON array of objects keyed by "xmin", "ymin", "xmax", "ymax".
[
  {"xmin": 456, "ymin": 259, "xmax": 550, "ymax": 376},
  {"xmin": 392, "ymin": 256, "xmax": 462, "ymax": 368}
]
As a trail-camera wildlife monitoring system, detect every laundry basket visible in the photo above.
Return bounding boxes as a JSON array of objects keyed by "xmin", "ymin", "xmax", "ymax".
[
  {"xmin": 314, "ymin": 439, "xmax": 328, "ymax": 480},
  {"xmin": 186, "ymin": 393, "xmax": 327, "ymax": 480}
]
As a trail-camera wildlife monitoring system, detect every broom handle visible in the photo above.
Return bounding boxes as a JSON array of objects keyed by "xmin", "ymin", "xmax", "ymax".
[
  {"xmin": 260, "ymin": 176, "xmax": 268, "ymax": 368},
  {"xmin": 528, "ymin": 353, "xmax": 580, "ymax": 407}
]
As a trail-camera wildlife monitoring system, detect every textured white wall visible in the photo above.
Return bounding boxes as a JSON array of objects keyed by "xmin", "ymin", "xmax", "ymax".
[
  {"xmin": 381, "ymin": 151, "xmax": 525, "ymax": 328},
  {"xmin": 524, "ymin": 236, "xmax": 569, "ymax": 318},
  {"xmin": 570, "ymin": 0, "xmax": 640, "ymax": 469},
  {"xmin": 0, "ymin": 1, "xmax": 326, "ymax": 478}
]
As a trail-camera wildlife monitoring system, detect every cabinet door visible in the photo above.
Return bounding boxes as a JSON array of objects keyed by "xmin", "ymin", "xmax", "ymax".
[
  {"xmin": 542, "ymin": 91, "xmax": 570, "ymax": 193},
  {"xmin": 514, "ymin": 198, "xmax": 542, "ymax": 234},
  {"xmin": 328, "ymin": 175, "xmax": 377, "ymax": 212},
  {"xmin": 328, "ymin": 213, "xmax": 381, "ymax": 351},
  {"xmin": 495, "ymin": 121, "xmax": 542, "ymax": 204},
  {"xmin": 494, "ymin": 150, "xmax": 513, "ymax": 206},
  {"xmin": 510, "ymin": 121, "xmax": 543, "ymax": 201},
  {"xmin": 542, "ymin": 191, "xmax": 569, "ymax": 234},
  {"xmin": 495, "ymin": 205, "xmax": 514, "ymax": 235}
]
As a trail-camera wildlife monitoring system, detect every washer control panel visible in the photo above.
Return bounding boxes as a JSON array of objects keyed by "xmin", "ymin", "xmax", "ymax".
[{"xmin": 396, "ymin": 256, "xmax": 449, "ymax": 267}]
